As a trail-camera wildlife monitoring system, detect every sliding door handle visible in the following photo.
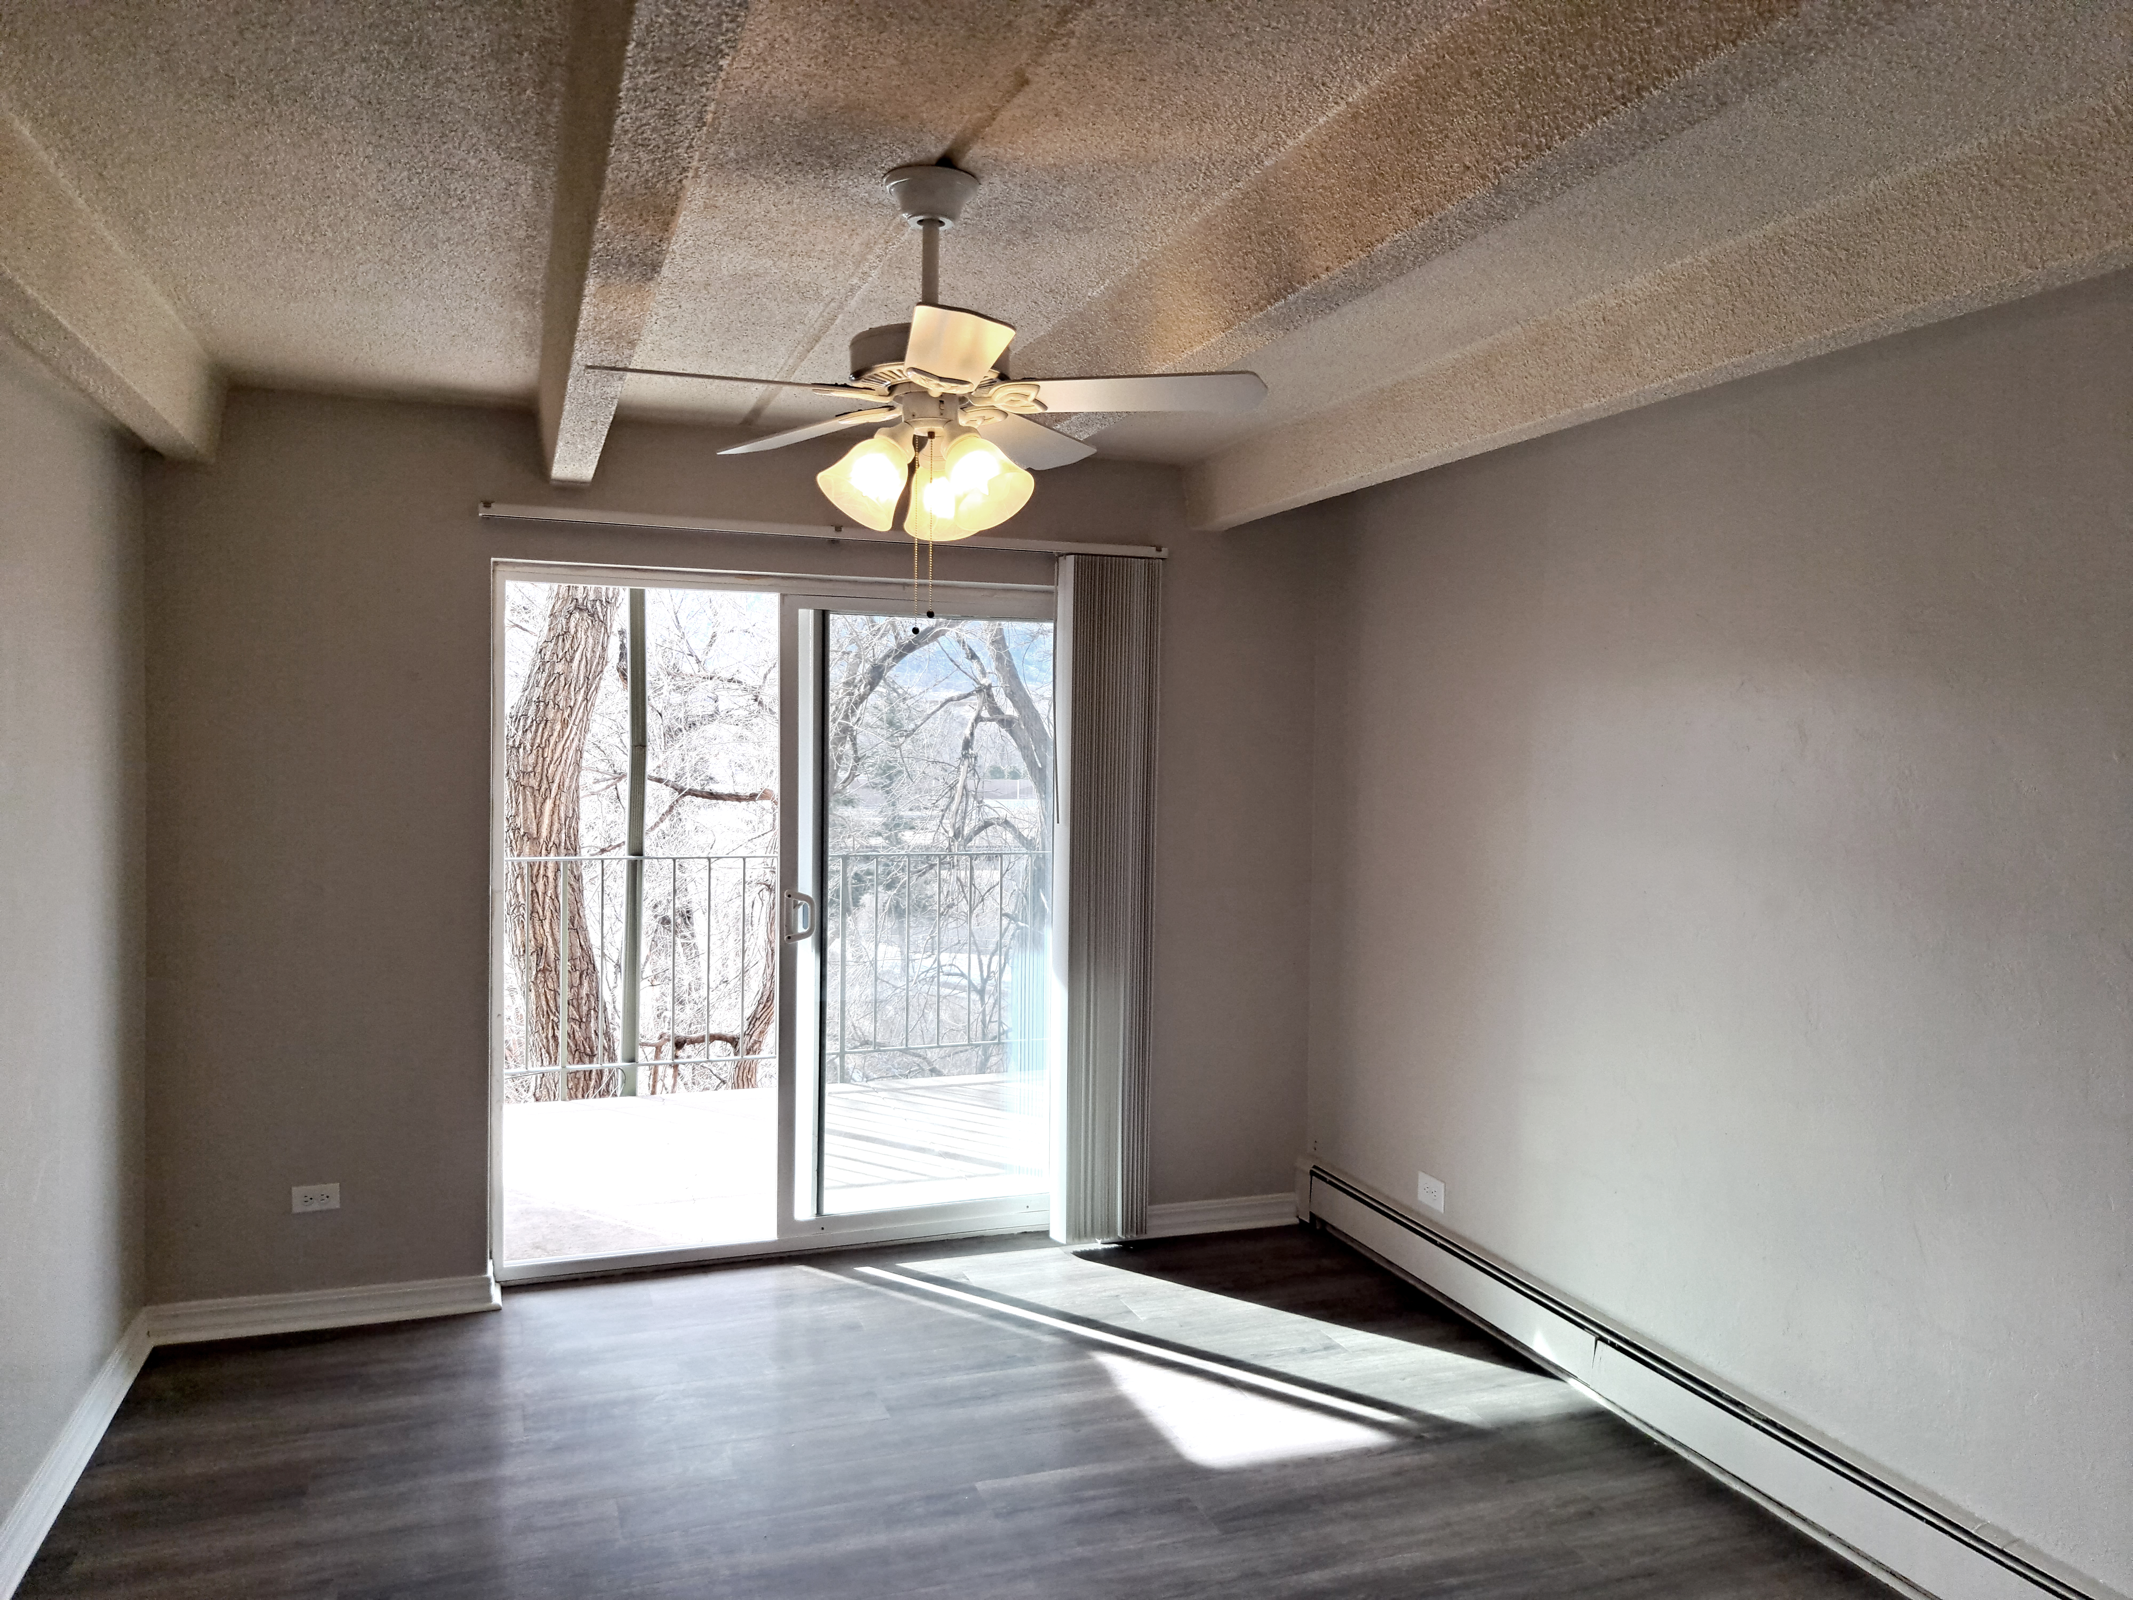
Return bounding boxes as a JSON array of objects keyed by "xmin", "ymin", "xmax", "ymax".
[{"xmin": 784, "ymin": 889, "xmax": 817, "ymax": 942}]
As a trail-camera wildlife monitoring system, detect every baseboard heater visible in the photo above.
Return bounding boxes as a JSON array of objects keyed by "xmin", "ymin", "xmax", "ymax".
[{"xmin": 1303, "ymin": 1164, "xmax": 2116, "ymax": 1600}]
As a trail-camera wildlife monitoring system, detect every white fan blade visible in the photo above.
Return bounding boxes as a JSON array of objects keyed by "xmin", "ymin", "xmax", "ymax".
[
  {"xmin": 905, "ymin": 305, "xmax": 1016, "ymax": 384},
  {"xmin": 586, "ymin": 364, "xmax": 883, "ymax": 402},
  {"xmin": 717, "ymin": 408, "xmax": 899, "ymax": 456},
  {"xmin": 976, "ymin": 412, "xmax": 1097, "ymax": 470},
  {"xmin": 1024, "ymin": 372, "xmax": 1266, "ymax": 412},
  {"xmin": 588, "ymin": 364, "xmax": 878, "ymax": 401}
]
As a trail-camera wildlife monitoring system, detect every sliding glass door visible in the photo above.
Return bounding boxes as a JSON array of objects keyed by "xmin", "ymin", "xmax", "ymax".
[
  {"xmin": 494, "ymin": 579, "xmax": 782, "ymax": 1267},
  {"xmin": 492, "ymin": 565, "xmax": 1054, "ymax": 1278},
  {"xmin": 812, "ymin": 606, "xmax": 1055, "ymax": 1217}
]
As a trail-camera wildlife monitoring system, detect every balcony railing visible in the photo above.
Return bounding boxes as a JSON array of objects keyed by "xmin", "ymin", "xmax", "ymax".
[
  {"xmin": 500, "ymin": 852, "xmax": 777, "ymax": 1100},
  {"xmin": 825, "ymin": 849, "xmax": 1049, "ymax": 1088},
  {"xmin": 500, "ymin": 849, "xmax": 1049, "ymax": 1102}
]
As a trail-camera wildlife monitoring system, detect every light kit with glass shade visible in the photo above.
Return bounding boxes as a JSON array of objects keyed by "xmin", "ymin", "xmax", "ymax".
[
  {"xmin": 817, "ymin": 399, "xmax": 1034, "ymax": 541},
  {"xmin": 590, "ymin": 161, "xmax": 1267, "ymax": 545}
]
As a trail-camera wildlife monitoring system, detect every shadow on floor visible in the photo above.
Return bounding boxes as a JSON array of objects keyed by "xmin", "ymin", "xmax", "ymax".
[{"xmin": 1094, "ymin": 1224, "xmax": 1538, "ymax": 1372}]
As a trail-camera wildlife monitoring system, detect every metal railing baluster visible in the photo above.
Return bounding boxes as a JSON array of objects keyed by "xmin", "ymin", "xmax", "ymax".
[
  {"xmin": 668, "ymin": 855, "xmax": 679, "ymax": 1091},
  {"xmin": 554, "ymin": 862, "xmax": 570, "ymax": 1101},
  {"xmin": 976, "ymin": 857, "xmax": 985, "ymax": 1058},
  {"xmin": 932, "ymin": 853, "xmax": 942, "ymax": 1053},
  {"xmin": 517, "ymin": 862, "xmax": 530, "ymax": 1087},
  {"xmin": 871, "ymin": 856, "xmax": 881, "ymax": 1066},
  {"xmin": 712, "ymin": 861, "xmax": 721, "ymax": 1089},
  {"xmin": 838, "ymin": 854, "xmax": 851, "ymax": 1088},
  {"xmin": 901, "ymin": 853, "xmax": 911, "ymax": 1069}
]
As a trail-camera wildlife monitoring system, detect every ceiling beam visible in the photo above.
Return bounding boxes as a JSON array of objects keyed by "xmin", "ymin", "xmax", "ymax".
[
  {"xmin": 1187, "ymin": 84, "xmax": 2133, "ymax": 529},
  {"xmin": 1011, "ymin": 0, "xmax": 1886, "ymax": 398},
  {"xmin": 0, "ymin": 103, "xmax": 219, "ymax": 458},
  {"xmin": 539, "ymin": 0, "xmax": 752, "ymax": 485}
]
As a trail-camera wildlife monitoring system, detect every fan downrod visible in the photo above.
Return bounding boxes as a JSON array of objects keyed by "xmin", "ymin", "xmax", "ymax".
[
  {"xmin": 885, "ymin": 162, "xmax": 977, "ymax": 307},
  {"xmin": 852, "ymin": 161, "xmax": 984, "ymax": 377}
]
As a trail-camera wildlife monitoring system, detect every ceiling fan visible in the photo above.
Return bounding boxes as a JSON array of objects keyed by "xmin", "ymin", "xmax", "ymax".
[{"xmin": 589, "ymin": 162, "xmax": 1266, "ymax": 542}]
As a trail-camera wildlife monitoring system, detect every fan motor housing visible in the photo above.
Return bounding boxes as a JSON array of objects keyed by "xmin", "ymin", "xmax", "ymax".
[{"xmin": 848, "ymin": 323, "xmax": 909, "ymax": 380}]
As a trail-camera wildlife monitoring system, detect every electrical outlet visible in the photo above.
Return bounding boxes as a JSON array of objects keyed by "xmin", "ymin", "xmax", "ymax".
[
  {"xmin": 292, "ymin": 1183, "xmax": 340, "ymax": 1214},
  {"xmin": 1416, "ymin": 1171, "xmax": 1445, "ymax": 1213}
]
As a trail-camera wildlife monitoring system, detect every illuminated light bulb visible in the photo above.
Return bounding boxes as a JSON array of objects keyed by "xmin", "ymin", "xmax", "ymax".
[
  {"xmin": 904, "ymin": 432, "xmax": 970, "ymax": 542},
  {"xmin": 945, "ymin": 433, "xmax": 1033, "ymax": 533},
  {"xmin": 817, "ymin": 430, "xmax": 913, "ymax": 531},
  {"xmin": 948, "ymin": 440, "xmax": 1000, "ymax": 495}
]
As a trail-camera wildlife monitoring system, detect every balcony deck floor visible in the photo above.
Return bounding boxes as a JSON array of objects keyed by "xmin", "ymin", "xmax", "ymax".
[{"xmin": 501, "ymin": 1074, "xmax": 1044, "ymax": 1264}]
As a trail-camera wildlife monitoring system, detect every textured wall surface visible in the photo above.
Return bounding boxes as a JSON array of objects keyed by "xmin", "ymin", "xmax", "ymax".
[
  {"xmin": 1307, "ymin": 271, "xmax": 2133, "ymax": 1594},
  {"xmin": 0, "ymin": 338, "xmax": 145, "ymax": 1517},
  {"xmin": 141, "ymin": 389, "xmax": 1306, "ymax": 1300}
]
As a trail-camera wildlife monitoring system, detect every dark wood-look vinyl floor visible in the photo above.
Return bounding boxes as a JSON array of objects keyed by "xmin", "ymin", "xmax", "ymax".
[{"xmin": 24, "ymin": 1226, "xmax": 1896, "ymax": 1599}]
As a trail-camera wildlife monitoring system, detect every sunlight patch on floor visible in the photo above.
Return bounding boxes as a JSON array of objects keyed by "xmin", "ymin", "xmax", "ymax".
[
  {"xmin": 1094, "ymin": 1351, "xmax": 1400, "ymax": 1468},
  {"xmin": 902, "ymin": 1243, "xmax": 1593, "ymax": 1429}
]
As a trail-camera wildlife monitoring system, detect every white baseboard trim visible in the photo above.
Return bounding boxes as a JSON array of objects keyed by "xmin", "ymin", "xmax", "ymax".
[
  {"xmin": 497, "ymin": 1207, "xmax": 1052, "ymax": 1285},
  {"xmin": 1306, "ymin": 1163, "xmax": 2123, "ymax": 1600},
  {"xmin": 1139, "ymin": 1193, "xmax": 1300, "ymax": 1238},
  {"xmin": 0, "ymin": 1309, "xmax": 151, "ymax": 1599},
  {"xmin": 145, "ymin": 1272, "xmax": 502, "ymax": 1346},
  {"xmin": 3, "ymin": 1273, "xmax": 501, "ymax": 1596}
]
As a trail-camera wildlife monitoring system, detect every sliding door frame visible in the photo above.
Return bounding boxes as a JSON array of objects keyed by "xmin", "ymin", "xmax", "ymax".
[
  {"xmin": 786, "ymin": 586, "xmax": 1057, "ymax": 1235},
  {"xmin": 488, "ymin": 557, "xmax": 1060, "ymax": 1284}
]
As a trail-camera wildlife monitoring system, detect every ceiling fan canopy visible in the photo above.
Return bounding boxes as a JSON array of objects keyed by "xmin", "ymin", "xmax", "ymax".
[{"xmin": 589, "ymin": 161, "xmax": 1266, "ymax": 541}]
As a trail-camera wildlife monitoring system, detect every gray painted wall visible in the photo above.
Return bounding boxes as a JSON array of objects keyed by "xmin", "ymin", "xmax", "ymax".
[
  {"xmin": 140, "ymin": 391, "xmax": 1310, "ymax": 1299},
  {"xmin": 1148, "ymin": 506, "xmax": 1318, "ymax": 1204},
  {"xmin": 1307, "ymin": 271, "xmax": 2132, "ymax": 1593},
  {"xmin": 0, "ymin": 339, "xmax": 145, "ymax": 1514}
]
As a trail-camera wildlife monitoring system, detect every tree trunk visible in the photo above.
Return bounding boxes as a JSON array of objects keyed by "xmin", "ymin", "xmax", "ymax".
[
  {"xmin": 733, "ymin": 878, "xmax": 778, "ymax": 1086},
  {"xmin": 506, "ymin": 585, "xmax": 619, "ymax": 1093}
]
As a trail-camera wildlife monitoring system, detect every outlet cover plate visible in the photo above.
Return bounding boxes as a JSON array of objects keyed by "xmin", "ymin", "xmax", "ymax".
[
  {"xmin": 1416, "ymin": 1172, "xmax": 1445, "ymax": 1213},
  {"xmin": 292, "ymin": 1183, "xmax": 340, "ymax": 1214}
]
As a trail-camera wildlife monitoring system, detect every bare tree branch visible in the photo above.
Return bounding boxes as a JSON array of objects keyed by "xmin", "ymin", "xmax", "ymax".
[
  {"xmin": 829, "ymin": 620, "xmax": 949, "ymax": 794},
  {"xmin": 647, "ymin": 774, "xmax": 776, "ymax": 805}
]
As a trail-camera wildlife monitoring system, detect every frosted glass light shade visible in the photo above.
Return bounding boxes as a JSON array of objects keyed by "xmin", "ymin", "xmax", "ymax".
[
  {"xmin": 904, "ymin": 434, "xmax": 970, "ymax": 542},
  {"xmin": 946, "ymin": 434, "xmax": 1034, "ymax": 533},
  {"xmin": 899, "ymin": 430, "xmax": 1039, "ymax": 541},
  {"xmin": 817, "ymin": 432, "xmax": 913, "ymax": 530}
]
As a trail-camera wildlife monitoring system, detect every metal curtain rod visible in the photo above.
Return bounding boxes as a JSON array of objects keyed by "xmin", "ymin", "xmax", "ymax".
[{"xmin": 477, "ymin": 502, "xmax": 1167, "ymax": 559}]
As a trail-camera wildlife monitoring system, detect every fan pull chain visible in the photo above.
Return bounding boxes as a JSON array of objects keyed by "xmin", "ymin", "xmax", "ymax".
[{"xmin": 909, "ymin": 534, "xmax": 938, "ymax": 636}]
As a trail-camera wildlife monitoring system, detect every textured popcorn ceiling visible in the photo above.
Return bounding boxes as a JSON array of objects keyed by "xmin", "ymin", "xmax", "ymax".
[
  {"xmin": 0, "ymin": 0, "xmax": 569, "ymax": 402},
  {"xmin": 0, "ymin": 0, "xmax": 2125, "ymax": 518}
]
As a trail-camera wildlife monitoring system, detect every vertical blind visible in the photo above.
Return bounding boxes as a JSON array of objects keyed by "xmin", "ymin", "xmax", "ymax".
[{"xmin": 1050, "ymin": 554, "xmax": 1161, "ymax": 1243}]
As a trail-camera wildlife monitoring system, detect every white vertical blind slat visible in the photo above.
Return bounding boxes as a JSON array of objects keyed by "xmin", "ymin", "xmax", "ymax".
[{"xmin": 1049, "ymin": 554, "xmax": 1160, "ymax": 1243}]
